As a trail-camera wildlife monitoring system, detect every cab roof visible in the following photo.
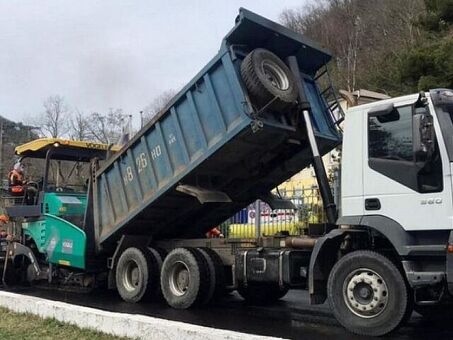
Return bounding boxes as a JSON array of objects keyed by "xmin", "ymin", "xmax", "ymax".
[{"xmin": 15, "ymin": 138, "xmax": 121, "ymax": 161}]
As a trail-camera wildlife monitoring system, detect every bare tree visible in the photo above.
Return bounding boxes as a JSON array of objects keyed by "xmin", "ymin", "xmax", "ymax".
[
  {"xmin": 280, "ymin": 0, "xmax": 425, "ymax": 92},
  {"xmin": 64, "ymin": 109, "xmax": 91, "ymax": 179},
  {"xmin": 281, "ymin": 1, "xmax": 364, "ymax": 91},
  {"xmin": 142, "ymin": 89, "xmax": 177, "ymax": 125},
  {"xmin": 36, "ymin": 95, "xmax": 70, "ymax": 138},
  {"xmin": 86, "ymin": 108, "xmax": 128, "ymax": 144},
  {"xmin": 69, "ymin": 109, "xmax": 90, "ymax": 141}
]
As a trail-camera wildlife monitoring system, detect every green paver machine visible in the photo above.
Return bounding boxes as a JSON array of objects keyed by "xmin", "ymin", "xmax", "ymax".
[{"xmin": 1, "ymin": 138, "xmax": 119, "ymax": 288}]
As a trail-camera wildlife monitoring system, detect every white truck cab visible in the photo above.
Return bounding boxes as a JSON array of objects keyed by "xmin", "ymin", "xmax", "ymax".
[
  {"xmin": 309, "ymin": 89, "xmax": 453, "ymax": 336},
  {"xmin": 342, "ymin": 90, "xmax": 453, "ymax": 232}
]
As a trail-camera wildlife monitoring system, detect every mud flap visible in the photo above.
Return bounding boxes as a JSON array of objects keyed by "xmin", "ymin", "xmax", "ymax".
[{"xmin": 308, "ymin": 229, "xmax": 348, "ymax": 304}]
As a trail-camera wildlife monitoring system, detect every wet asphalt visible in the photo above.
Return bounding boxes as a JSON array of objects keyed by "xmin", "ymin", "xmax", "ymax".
[{"xmin": 6, "ymin": 287, "xmax": 453, "ymax": 340}]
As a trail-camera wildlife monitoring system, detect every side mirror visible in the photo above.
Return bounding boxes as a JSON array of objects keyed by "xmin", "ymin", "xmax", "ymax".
[{"xmin": 413, "ymin": 113, "xmax": 434, "ymax": 162}]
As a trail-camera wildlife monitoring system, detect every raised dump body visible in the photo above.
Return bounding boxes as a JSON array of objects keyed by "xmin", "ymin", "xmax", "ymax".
[{"xmin": 93, "ymin": 8, "xmax": 341, "ymax": 251}]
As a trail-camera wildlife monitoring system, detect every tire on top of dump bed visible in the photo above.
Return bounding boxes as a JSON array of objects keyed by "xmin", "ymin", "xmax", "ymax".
[{"xmin": 241, "ymin": 48, "xmax": 298, "ymax": 112}]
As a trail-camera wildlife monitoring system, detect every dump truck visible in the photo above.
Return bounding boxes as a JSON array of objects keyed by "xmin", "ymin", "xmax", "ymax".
[{"xmin": 2, "ymin": 8, "xmax": 453, "ymax": 337}]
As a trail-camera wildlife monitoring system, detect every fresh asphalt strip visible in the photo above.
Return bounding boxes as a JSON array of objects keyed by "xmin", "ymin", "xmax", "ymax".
[{"xmin": 0, "ymin": 290, "xmax": 286, "ymax": 340}]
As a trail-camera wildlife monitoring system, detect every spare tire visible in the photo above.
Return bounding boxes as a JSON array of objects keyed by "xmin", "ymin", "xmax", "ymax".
[{"xmin": 241, "ymin": 48, "xmax": 298, "ymax": 112}]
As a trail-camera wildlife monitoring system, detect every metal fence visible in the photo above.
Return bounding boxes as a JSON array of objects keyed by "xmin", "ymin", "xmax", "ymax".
[
  {"xmin": 0, "ymin": 191, "xmax": 25, "ymax": 212},
  {"xmin": 220, "ymin": 186, "xmax": 328, "ymax": 238}
]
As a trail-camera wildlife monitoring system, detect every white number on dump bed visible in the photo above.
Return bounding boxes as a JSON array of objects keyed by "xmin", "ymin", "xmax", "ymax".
[
  {"xmin": 136, "ymin": 153, "xmax": 148, "ymax": 173},
  {"xmin": 123, "ymin": 152, "xmax": 149, "ymax": 185},
  {"xmin": 123, "ymin": 166, "xmax": 133, "ymax": 184}
]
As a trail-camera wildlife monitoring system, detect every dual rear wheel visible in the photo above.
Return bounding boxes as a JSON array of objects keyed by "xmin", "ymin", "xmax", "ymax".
[
  {"xmin": 116, "ymin": 245, "xmax": 289, "ymax": 309},
  {"xmin": 115, "ymin": 247, "xmax": 162, "ymax": 303},
  {"xmin": 115, "ymin": 246, "xmax": 224, "ymax": 309},
  {"xmin": 115, "ymin": 247, "xmax": 413, "ymax": 337}
]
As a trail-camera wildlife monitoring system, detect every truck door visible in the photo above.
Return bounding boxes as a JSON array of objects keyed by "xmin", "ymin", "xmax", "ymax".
[{"xmin": 362, "ymin": 100, "xmax": 453, "ymax": 231}]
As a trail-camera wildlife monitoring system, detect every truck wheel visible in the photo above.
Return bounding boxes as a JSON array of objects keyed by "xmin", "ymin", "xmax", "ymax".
[
  {"xmin": 197, "ymin": 247, "xmax": 225, "ymax": 303},
  {"xmin": 116, "ymin": 247, "xmax": 159, "ymax": 303},
  {"xmin": 161, "ymin": 248, "xmax": 210, "ymax": 309},
  {"xmin": 327, "ymin": 250, "xmax": 410, "ymax": 336},
  {"xmin": 147, "ymin": 247, "xmax": 165, "ymax": 299},
  {"xmin": 241, "ymin": 48, "xmax": 298, "ymax": 112},
  {"xmin": 237, "ymin": 283, "xmax": 289, "ymax": 305}
]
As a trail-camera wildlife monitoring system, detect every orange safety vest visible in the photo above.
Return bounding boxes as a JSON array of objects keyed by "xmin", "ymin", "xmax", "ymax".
[
  {"xmin": 8, "ymin": 170, "xmax": 24, "ymax": 194},
  {"xmin": 0, "ymin": 214, "xmax": 8, "ymax": 224}
]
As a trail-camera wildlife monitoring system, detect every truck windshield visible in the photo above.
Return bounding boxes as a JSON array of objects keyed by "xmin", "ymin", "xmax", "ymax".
[
  {"xmin": 429, "ymin": 89, "xmax": 453, "ymax": 161},
  {"xmin": 445, "ymin": 106, "xmax": 453, "ymax": 124}
]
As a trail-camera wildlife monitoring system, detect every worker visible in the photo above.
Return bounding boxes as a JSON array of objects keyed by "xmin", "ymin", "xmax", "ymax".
[
  {"xmin": 0, "ymin": 214, "xmax": 10, "ymax": 240},
  {"xmin": 7, "ymin": 161, "xmax": 37, "ymax": 204},
  {"xmin": 206, "ymin": 227, "xmax": 224, "ymax": 238},
  {"xmin": 0, "ymin": 214, "xmax": 8, "ymax": 225},
  {"xmin": 8, "ymin": 161, "xmax": 25, "ymax": 196}
]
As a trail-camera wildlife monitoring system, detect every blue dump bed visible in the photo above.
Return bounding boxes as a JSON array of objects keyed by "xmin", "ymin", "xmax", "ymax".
[{"xmin": 93, "ymin": 8, "xmax": 341, "ymax": 251}]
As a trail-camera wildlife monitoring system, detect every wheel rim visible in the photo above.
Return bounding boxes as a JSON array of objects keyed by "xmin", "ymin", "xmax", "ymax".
[
  {"xmin": 343, "ymin": 268, "xmax": 389, "ymax": 318},
  {"xmin": 261, "ymin": 60, "xmax": 290, "ymax": 91},
  {"xmin": 169, "ymin": 261, "xmax": 190, "ymax": 296},
  {"xmin": 123, "ymin": 260, "xmax": 141, "ymax": 292}
]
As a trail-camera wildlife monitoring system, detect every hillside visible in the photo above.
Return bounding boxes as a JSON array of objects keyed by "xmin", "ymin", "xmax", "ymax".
[
  {"xmin": 280, "ymin": 0, "xmax": 453, "ymax": 96},
  {"xmin": 0, "ymin": 116, "xmax": 38, "ymax": 181}
]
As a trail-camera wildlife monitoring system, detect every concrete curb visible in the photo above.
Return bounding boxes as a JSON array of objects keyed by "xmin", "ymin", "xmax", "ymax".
[{"xmin": 0, "ymin": 291, "xmax": 284, "ymax": 340}]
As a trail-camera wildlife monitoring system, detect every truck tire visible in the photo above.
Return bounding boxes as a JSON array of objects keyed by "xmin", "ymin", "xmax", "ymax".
[
  {"xmin": 241, "ymin": 48, "xmax": 298, "ymax": 112},
  {"xmin": 196, "ymin": 248, "xmax": 216, "ymax": 305},
  {"xmin": 116, "ymin": 247, "xmax": 159, "ymax": 303},
  {"xmin": 147, "ymin": 247, "xmax": 166, "ymax": 299},
  {"xmin": 237, "ymin": 283, "xmax": 289, "ymax": 305},
  {"xmin": 161, "ymin": 248, "xmax": 210, "ymax": 309},
  {"xmin": 327, "ymin": 250, "xmax": 410, "ymax": 336},
  {"xmin": 197, "ymin": 247, "xmax": 225, "ymax": 303}
]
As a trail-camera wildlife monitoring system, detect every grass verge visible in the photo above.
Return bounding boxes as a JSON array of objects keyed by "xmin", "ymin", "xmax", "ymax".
[{"xmin": 0, "ymin": 307, "xmax": 131, "ymax": 340}]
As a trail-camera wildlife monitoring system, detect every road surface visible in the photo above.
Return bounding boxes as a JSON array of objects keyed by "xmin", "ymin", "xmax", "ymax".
[{"xmin": 9, "ymin": 287, "xmax": 453, "ymax": 339}]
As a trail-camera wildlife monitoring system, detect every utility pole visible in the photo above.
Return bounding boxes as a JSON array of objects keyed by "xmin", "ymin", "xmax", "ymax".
[{"xmin": 255, "ymin": 200, "xmax": 261, "ymax": 238}]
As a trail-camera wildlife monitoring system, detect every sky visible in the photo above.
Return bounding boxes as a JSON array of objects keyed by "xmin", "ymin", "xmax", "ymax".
[{"xmin": 0, "ymin": 0, "xmax": 308, "ymax": 126}]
